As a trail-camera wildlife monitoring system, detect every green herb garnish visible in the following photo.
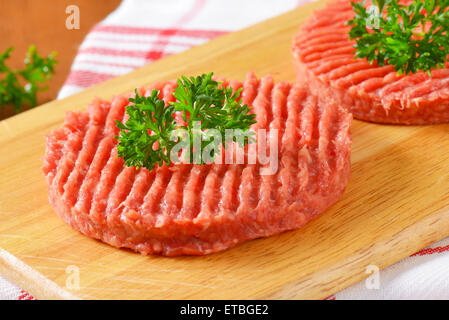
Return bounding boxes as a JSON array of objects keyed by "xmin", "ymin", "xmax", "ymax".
[
  {"xmin": 348, "ymin": 0, "xmax": 449, "ymax": 75},
  {"xmin": 0, "ymin": 45, "xmax": 57, "ymax": 112},
  {"xmin": 115, "ymin": 73, "xmax": 256, "ymax": 170}
]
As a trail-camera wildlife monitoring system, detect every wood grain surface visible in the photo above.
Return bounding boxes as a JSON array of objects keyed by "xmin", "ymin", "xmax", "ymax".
[
  {"xmin": 0, "ymin": 0, "xmax": 121, "ymax": 120},
  {"xmin": 1, "ymin": 0, "xmax": 449, "ymax": 300}
]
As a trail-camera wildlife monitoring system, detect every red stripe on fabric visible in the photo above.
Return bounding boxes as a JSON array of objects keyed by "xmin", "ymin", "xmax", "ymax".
[
  {"xmin": 78, "ymin": 47, "xmax": 164, "ymax": 60},
  {"xmin": 411, "ymin": 245, "xmax": 449, "ymax": 257},
  {"xmin": 18, "ymin": 290, "xmax": 35, "ymax": 300},
  {"xmin": 176, "ymin": 0, "xmax": 207, "ymax": 25},
  {"xmin": 65, "ymin": 70, "xmax": 116, "ymax": 87},
  {"xmin": 92, "ymin": 25, "xmax": 227, "ymax": 38},
  {"xmin": 76, "ymin": 59, "xmax": 141, "ymax": 69},
  {"xmin": 18, "ymin": 293, "xmax": 28, "ymax": 300},
  {"xmin": 88, "ymin": 37, "xmax": 197, "ymax": 48}
]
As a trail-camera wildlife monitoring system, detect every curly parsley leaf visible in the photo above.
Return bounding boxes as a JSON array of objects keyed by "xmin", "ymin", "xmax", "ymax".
[
  {"xmin": 115, "ymin": 73, "xmax": 257, "ymax": 170},
  {"xmin": 348, "ymin": 0, "xmax": 449, "ymax": 75},
  {"xmin": 115, "ymin": 89, "xmax": 177, "ymax": 170},
  {"xmin": 0, "ymin": 45, "xmax": 57, "ymax": 112}
]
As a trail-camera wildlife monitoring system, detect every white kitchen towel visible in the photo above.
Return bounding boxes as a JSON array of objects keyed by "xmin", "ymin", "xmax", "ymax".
[
  {"xmin": 334, "ymin": 238, "xmax": 449, "ymax": 300},
  {"xmin": 2, "ymin": 0, "xmax": 448, "ymax": 300}
]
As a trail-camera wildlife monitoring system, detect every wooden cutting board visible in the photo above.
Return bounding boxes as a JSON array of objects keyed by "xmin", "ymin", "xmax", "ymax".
[{"xmin": 1, "ymin": 0, "xmax": 449, "ymax": 300}]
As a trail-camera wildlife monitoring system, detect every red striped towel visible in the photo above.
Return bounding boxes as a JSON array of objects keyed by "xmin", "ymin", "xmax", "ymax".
[{"xmin": 58, "ymin": 0, "xmax": 307, "ymax": 99}]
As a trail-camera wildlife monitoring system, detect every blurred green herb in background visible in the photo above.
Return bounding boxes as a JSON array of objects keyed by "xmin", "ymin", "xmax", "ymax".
[{"xmin": 0, "ymin": 45, "xmax": 57, "ymax": 112}]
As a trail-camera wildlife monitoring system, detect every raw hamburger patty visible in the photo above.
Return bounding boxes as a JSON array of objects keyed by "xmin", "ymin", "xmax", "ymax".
[
  {"xmin": 42, "ymin": 72, "xmax": 352, "ymax": 256},
  {"xmin": 292, "ymin": 0, "xmax": 449, "ymax": 125}
]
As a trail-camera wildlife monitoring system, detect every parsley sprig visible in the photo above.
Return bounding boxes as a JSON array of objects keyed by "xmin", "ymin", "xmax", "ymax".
[
  {"xmin": 348, "ymin": 0, "xmax": 449, "ymax": 75},
  {"xmin": 115, "ymin": 89, "xmax": 177, "ymax": 169},
  {"xmin": 115, "ymin": 73, "xmax": 256, "ymax": 170},
  {"xmin": 0, "ymin": 45, "xmax": 57, "ymax": 112}
]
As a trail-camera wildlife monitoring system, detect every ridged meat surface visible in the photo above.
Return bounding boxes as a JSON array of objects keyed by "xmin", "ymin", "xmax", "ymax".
[
  {"xmin": 42, "ymin": 72, "xmax": 352, "ymax": 256},
  {"xmin": 292, "ymin": 0, "xmax": 449, "ymax": 125}
]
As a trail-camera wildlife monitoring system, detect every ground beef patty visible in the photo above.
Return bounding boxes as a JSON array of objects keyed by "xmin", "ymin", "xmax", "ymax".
[
  {"xmin": 292, "ymin": 0, "xmax": 449, "ymax": 125},
  {"xmin": 42, "ymin": 72, "xmax": 352, "ymax": 256}
]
